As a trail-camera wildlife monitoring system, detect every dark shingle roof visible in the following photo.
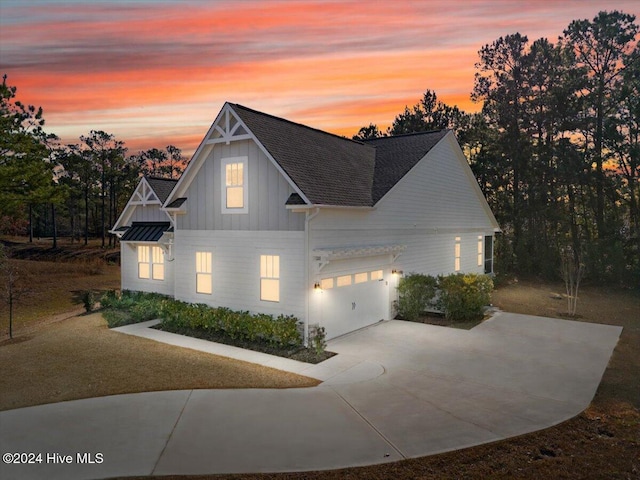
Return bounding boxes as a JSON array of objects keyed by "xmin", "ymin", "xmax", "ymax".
[
  {"xmin": 121, "ymin": 222, "xmax": 171, "ymax": 242},
  {"xmin": 230, "ymin": 104, "xmax": 447, "ymax": 207},
  {"xmin": 165, "ymin": 197, "xmax": 187, "ymax": 209},
  {"xmin": 364, "ymin": 131, "xmax": 449, "ymax": 203},
  {"xmin": 145, "ymin": 177, "xmax": 178, "ymax": 203},
  {"xmin": 231, "ymin": 104, "xmax": 375, "ymax": 207}
]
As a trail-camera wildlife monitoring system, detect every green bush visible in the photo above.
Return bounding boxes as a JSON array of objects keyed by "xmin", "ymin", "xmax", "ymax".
[
  {"xmin": 437, "ymin": 273, "xmax": 493, "ymax": 321},
  {"xmin": 156, "ymin": 300, "xmax": 302, "ymax": 349},
  {"xmin": 396, "ymin": 273, "xmax": 438, "ymax": 321},
  {"xmin": 81, "ymin": 290, "xmax": 96, "ymax": 313},
  {"xmin": 100, "ymin": 290, "xmax": 167, "ymax": 326}
]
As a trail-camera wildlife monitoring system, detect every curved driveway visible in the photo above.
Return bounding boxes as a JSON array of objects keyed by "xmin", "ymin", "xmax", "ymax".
[{"xmin": 0, "ymin": 312, "xmax": 622, "ymax": 480}]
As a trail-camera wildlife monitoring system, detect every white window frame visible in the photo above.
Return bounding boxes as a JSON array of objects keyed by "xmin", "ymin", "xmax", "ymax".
[
  {"xmin": 138, "ymin": 245, "xmax": 150, "ymax": 279},
  {"xmin": 454, "ymin": 237, "xmax": 461, "ymax": 272},
  {"xmin": 477, "ymin": 236, "xmax": 484, "ymax": 267},
  {"xmin": 151, "ymin": 246, "xmax": 164, "ymax": 280},
  {"xmin": 196, "ymin": 251, "xmax": 212, "ymax": 294},
  {"xmin": 221, "ymin": 156, "xmax": 248, "ymax": 214},
  {"xmin": 260, "ymin": 254, "xmax": 280, "ymax": 302},
  {"xmin": 138, "ymin": 245, "xmax": 164, "ymax": 280}
]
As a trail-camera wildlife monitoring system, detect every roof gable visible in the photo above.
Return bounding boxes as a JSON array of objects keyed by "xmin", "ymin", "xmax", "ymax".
[
  {"xmin": 231, "ymin": 104, "xmax": 376, "ymax": 207},
  {"xmin": 145, "ymin": 176, "xmax": 178, "ymax": 204},
  {"xmin": 164, "ymin": 103, "xmax": 461, "ymax": 209}
]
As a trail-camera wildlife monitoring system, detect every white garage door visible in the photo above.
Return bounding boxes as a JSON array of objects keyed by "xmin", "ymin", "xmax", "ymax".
[{"xmin": 319, "ymin": 269, "xmax": 389, "ymax": 340}]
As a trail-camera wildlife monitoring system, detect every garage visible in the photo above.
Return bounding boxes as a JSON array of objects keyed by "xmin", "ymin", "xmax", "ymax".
[{"xmin": 312, "ymin": 245, "xmax": 405, "ymax": 340}]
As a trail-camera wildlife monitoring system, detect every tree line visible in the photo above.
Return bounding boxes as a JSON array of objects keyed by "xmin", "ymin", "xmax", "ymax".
[
  {"xmin": 354, "ymin": 10, "xmax": 639, "ymax": 286},
  {"xmin": 0, "ymin": 76, "xmax": 186, "ymax": 248},
  {"xmin": 1, "ymin": 10, "xmax": 637, "ymax": 285}
]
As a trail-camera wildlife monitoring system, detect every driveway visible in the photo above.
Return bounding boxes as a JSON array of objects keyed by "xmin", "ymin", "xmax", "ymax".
[{"xmin": 0, "ymin": 312, "xmax": 622, "ymax": 479}]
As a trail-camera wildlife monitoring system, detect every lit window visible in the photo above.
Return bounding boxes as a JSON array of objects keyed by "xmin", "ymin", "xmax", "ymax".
[
  {"xmin": 454, "ymin": 237, "xmax": 461, "ymax": 272},
  {"xmin": 152, "ymin": 246, "xmax": 164, "ymax": 280},
  {"xmin": 138, "ymin": 245, "xmax": 150, "ymax": 279},
  {"xmin": 337, "ymin": 275, "xmax": 352, "ymax": 287},
  {"xmin": 477, "ymin": 236, "xmax": 483, "ymax": 267},
  {"xmin": 354, "ymin": 272, "xmax": 368, "ymax": 284},
  {"xmin": 320, "ymin": 278, "xmax": 334, "ymax": 289},
  {"xmin": 222, "ymin": 157, "xmax": 247, "ymax": 213},
  {"xmin": 370, "ymin": 270, "xmax": 383, "ymax": 281},
  {"xmin": 260, "ymin": 255, "xmax": 279, "ymax": 302},
  {"xmin": 196, "ymin": 252, "xmax": 212, "ymax": 294}
]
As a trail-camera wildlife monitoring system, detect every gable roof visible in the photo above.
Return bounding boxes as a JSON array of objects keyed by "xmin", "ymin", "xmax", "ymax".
[
  {"xmin": 230, "ymin": 104, "xmax": 376, "ymax": 207},
  {"xmin": 145, "ymin": 176, "xmax": 178, "ymax": 203},
  {"xmin": 166, "ymin": 102, "xmax": 455, "ymax": 209},
  {"xmin": 363, "ymin": 131, "xmax": 449, "ymax": 204}
]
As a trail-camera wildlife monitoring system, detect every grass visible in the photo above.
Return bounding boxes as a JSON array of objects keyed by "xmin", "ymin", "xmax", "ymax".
[{"xmin": 1, "ymin": 236, "xmax": 638, "ymax": 478}]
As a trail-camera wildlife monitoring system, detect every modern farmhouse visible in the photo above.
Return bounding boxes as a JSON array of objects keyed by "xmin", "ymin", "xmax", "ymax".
[{"xmin": 112, "ymin": 103, "xmax": 500, "ymax": 340}]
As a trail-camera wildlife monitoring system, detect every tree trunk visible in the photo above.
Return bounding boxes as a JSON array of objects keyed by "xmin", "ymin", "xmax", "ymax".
[
  {"xmin": 28, "ymin": 204, "xmax": 33, "ymax": 242},
  {"xmin": 51, "ymin": 203, "xmax": 57, "ymax": 249}
]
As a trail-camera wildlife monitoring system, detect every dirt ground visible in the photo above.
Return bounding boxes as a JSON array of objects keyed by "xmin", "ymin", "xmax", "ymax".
[{"xmin": 1, "ymin": 237, "xmax": 638, "ymax": 479}]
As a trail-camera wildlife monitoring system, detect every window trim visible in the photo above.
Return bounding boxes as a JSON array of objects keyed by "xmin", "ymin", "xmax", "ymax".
[
  {"xmin": 195, "ymin": 251, "xmax": 212, "ymax": 294},
  {"xmin": 454, "ymin": 236, "xmax": 461, "ymax": 272},
  {"xmin": 138, "ymin": 245, "xmax": 164, "ymax": 281},
  {"xmin": 260, "ymin": 254, "xmax": 280, "ymax": 302},
  {"xmin": 221, "ymin": 156, "xmax": 248, "ymax": 214}
]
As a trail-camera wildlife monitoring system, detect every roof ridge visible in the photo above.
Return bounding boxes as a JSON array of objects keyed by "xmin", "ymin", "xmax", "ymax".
[
  {"xmin": 230, "ymin": 103, "xmax": 372, "ymax": 149},
  {"xmin": 144, "ymin": 175, "xmax": 179, "ymax": 182},
  {"xmin": 362, "ymin": 129, "xmax": 449, "ymax": 142}
]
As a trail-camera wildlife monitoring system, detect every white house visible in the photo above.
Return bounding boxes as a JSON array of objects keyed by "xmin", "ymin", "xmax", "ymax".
[{"xmin": 112, "ymin": 103, "xmax": 500, "ymax": 340}]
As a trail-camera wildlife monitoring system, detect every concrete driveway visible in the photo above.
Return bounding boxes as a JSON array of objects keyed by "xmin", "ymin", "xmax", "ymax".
[{"xmin": 0, "ymin": 312, "xmax": 622, "ymax": 480}]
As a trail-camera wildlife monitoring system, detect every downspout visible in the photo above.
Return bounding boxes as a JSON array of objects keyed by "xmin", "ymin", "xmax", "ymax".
[{"xmin": 304, "ymin": 207, "xmax": 320, "ymax": 347}]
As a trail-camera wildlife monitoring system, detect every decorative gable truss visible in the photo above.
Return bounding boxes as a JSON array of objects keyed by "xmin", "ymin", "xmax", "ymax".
[
  {"xmin": 111, "ymin": 177, "xmax": 174, "ymax": 235},
  {"xmin": 206, "ymin": 104, "xmax": 252, "ymax": 145}
]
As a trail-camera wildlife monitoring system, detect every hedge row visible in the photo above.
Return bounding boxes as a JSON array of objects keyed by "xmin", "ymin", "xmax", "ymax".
[
  {"xmin": 397, "ymin": 273, "xmax": 493, "ymax": 321},
  {"xmin": 101, "ymin": 290, "xmax": 302, "ymax": 349}
]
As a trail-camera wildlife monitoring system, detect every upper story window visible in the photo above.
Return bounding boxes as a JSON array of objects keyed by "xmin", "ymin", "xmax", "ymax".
[{"xmin": 221, "ymin": 157, "xmax": 248, "ymax": 214}]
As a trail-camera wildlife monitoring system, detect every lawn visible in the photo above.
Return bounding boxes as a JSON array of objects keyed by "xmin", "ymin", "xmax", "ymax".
[{"xmin": 1, "ymin": 236, "xmax": 638, "ymax": 478}]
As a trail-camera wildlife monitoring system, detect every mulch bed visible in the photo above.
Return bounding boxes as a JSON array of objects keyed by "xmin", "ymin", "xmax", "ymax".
[{"xmin": 154, "ymin": 323, "xmax": 335, "ymax": 364}]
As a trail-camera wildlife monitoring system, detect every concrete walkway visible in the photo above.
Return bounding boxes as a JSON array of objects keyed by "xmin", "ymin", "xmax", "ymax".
[{"xmin": 0, "ymin": 313, "xmax": 622, "ymax": 480}]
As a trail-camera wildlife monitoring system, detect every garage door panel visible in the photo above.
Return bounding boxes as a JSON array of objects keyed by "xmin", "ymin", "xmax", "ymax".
[{"xmin": 320, "ymin": 273, "xmax": 389, "ymax": 340}]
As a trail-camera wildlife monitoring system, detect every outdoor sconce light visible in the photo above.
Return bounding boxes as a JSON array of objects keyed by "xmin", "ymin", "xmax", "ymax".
[
  {"xmin": 391, "ymin": 269, "xmax": 403, "ymax": 275},
  {"xmin": 314, "ymin": 282, "xmax": 321, "ymax": 290}
]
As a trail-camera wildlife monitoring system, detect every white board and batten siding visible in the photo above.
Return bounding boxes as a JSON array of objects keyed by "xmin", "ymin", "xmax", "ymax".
[
  {"xmin": 120, "ymin": 243, "xmax": 175, "ymax": 296},
  {"xmin": 129, "ymin": 204, "xmax": 168, "ymax": 223},
  {"xmin": 173, "ymin": 230, "xmax": 305, "ymax": 320},
  {"xmin": 177, "ymin": 139, "xmax": 305, "ymax": 232},
  {"xmin": 310, "ymin": 132, "xmax": 497, "ymax": 277}
]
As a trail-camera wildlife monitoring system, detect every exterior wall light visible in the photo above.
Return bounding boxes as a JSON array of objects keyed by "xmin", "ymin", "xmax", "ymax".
[
  {"xmin": 314, "ymin": 282, "xmax": 321, "ymax": 290},
  {"xmin": 391, "ymin": 269, "xmax": 403, "ymax": 275}
]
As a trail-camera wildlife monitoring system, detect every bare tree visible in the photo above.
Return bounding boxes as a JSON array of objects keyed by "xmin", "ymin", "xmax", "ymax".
[{"xmin": 560, "ymin": 246, "xmax": 585, "ymax": 317}]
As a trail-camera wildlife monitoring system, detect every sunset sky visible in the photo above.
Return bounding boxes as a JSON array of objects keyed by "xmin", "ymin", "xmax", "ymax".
[{"xmin": 1, "ymin": 0, "xmax": 639, "ymax": 156}]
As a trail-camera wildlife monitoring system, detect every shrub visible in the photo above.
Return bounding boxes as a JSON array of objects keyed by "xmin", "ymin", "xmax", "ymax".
[
  {"xmin": 396, "ymin": 273, "xmax": 438, "ymax": 321},
  {"xmin": 309, "ymin": 324, "xmax": 327, "ymax": 355},
  {"xmin": 100, "ymin": 290, "xmax": 167, "ymax": 326},
  {"xmin": 81, "ymin": 290, "xmax": 96, "ymax": 313},
  {"xmin": 437, "ymin": 273, "xmax": 493, "ymax": 321}
]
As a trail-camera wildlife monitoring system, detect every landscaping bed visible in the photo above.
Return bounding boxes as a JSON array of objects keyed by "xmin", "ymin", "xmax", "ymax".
[{"xmin": 153, "ymin": 323, "xmax": 335, "ymax": 364}]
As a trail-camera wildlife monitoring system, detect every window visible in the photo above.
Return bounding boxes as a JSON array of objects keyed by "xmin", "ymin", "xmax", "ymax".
[
  {"xmin": 320, "ymin": 278, "xmax": 334, "ymax": 289},
  {"xmin": 454, "ymin": 237, "xmax": 461, "ymax": 272},
  {"xmin": 196, "ymin": 252, "xmax": 212, "ymax": 294},
  {"xmin": 138, "ymin": 246, "xmax": 150, "ymax": 279},
  {"xmin": 477, "ymin": 236, "xmax": 483, "ymax": 267},
  {"xmin": 152, "ymin": 246, "xmax": 164, "ymax": 280},
  {"xmin": 370, "ymin": 270, "xmax": 383, "ymax": 281},
  {"xmin": 138, "ymin": 245, "xmax": 163, "ymax": 280},
  {"xmin": 337, "ymin": 275, "xmax": 352, "ymax": 287},
  {"xmin": 260, "ymin": 255, "xmax": 279, "ymax": 302},
  {"xmin": 222, "ymin": 157, "xmax": 248, "ymax": 213},
  {"xmin": 484, "ymin": 235, "xmax": 494, "ymax": 274},
  {"xmin": 354, "ymin": 272, "xmax": 368, "ymax": 284}
]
